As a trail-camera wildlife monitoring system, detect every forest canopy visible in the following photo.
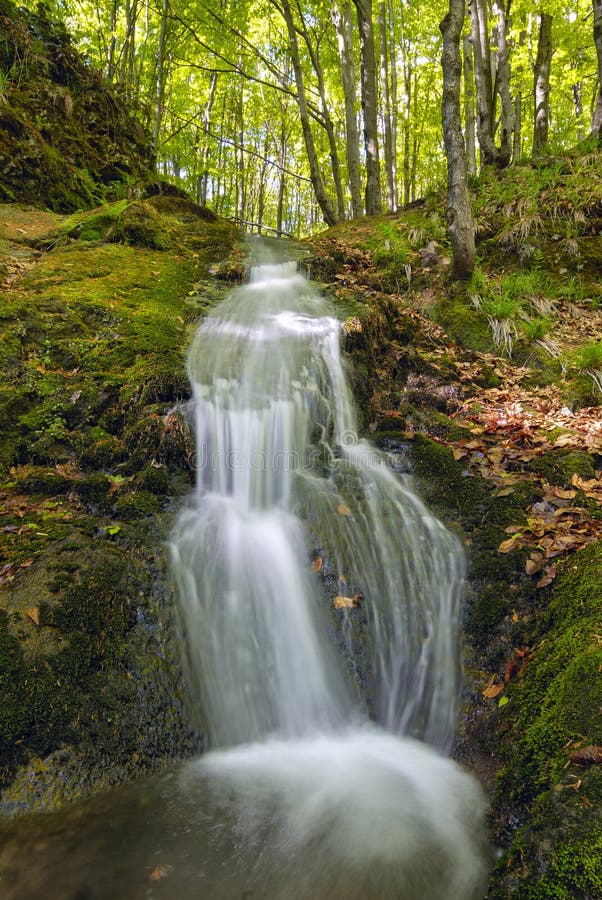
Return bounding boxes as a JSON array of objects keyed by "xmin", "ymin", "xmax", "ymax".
[{"xmin": 3, "ymin": 0, "xmax": 602, "ymax": 234}]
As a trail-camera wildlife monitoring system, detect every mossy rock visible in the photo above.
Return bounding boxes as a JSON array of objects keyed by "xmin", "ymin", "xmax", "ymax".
[
  {"xmin": 491, "ymin": 541, "xmax": 602, "ymax": 898},
  {"xmin": 430, "ymin": 295, "xmax": 495, "ymax": 354},
  {"xmin": 113, "ymin": 490, "xmax": 161, "ymax": 519},
  {"xmin": 530, "ymin": 450, "xmax": 596, "ymax": 486}
]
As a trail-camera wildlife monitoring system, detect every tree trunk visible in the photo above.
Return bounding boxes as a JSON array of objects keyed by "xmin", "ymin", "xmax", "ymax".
[
  {"xmin": 378, "ymin": 2, "xmax": 396, "ymax": 211},
  {"xmin": 469, "ymin": 0, "xmax": 498, "ymax": 165},
  {"xmin": 592, "ymin": 0, "xmax": 602, "ymax": 138},
  {"xmin": 198, "ymin": 71, "xmax": 218, "ymax": 206},
  {"xmin": 152, "ymin": 0, "xmax": 169, "ymax": 151},
  {"xmin": 332, "ymin": 2, "xmax": 363, "ymax": 217},
  {"xmin": 276, "ymin": 126, "xmax": 287, "ymax": 237},
  {"xmin": 281, "ymin": 0, "xmax": 339, "ymax": 226},
  {"xmin": 533, "ymin": 12, "xmax": 553, "ymax": 155},
  {"xmin": 513, "ymin": 92, "xmax": 522, "ymax": 161},
  {"xmin": 387, "ymin": 0, "xmax": 399, "ymax": 208},
  {"xmin": 463, "ymin": 34, "xmax": 476, "ymax": 175},
  {"xmin": 440, "ymin": 0, "xmax": 476, "ymax": 279},
  {"xmin": 495, "ymin": 0, "xmax": 514, "ymax": 167},
  {"xmin": 353, "ymin": 0, "xmax": 383, "ymax": 215},
  {"xmin": 295, "ymin": 2, "xmax": 346, "ymax": 220}
]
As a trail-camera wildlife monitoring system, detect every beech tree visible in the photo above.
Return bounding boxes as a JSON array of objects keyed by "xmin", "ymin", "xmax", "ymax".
[
  {"xmin": 533, "ymin": 12, "xmax": 554, "ymax": 154},
  {"xmin": 440, "ymin": 0, "xmax": 476, "ymax": 277},
  {"xmin": 592, "ymin": 0, "xmax": 602, "ymax": 136}
]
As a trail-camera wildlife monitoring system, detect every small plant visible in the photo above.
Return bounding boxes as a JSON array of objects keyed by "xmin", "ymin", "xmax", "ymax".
[
  {"xmin": 520, "ymin": 316, "xmax": 552, "ymax": 343},
  {"xmin": 481, "ymin": 296, "xmax": 520, "ymax": 320},
  {"xmin": 571, "ymin": 340, "xmax": 602, "ymax": 394},
  {"xmin": 500, "ymin": 269, "xmax": 545, "ymax": 301}
]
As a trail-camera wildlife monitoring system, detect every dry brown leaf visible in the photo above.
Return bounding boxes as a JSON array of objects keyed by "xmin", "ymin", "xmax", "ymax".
[
  {"xmin": 149, "ymin": 865, "xmax": 170, "ymax": 881},
  {"xmin": 483, "ymin": 682, "xmax": 504, "ymax": 699},
  {"xmin": 26, "ymin": 607, "xmax": 40, "ymax": 625},
  {"xmin": 337, "ymin": 503, "xmax": 352, "ymax": 516},
  {"xmin": 536, "ymin": 564, "xmax": 557, "ymax": 588},
  {"xmin": 311, "ymin": 556, "xmax": 323, "ymax": 573},
  {"xmin": 20, "ymin": 558, "xmax": 34, "ymax": 568},
  {"xmin": 333, "ymin": 594, "xmax": 363, "ymax": 610},
  {"xmin": 570, "ymin": 746, "xmax": 602, "ymax": 767}
]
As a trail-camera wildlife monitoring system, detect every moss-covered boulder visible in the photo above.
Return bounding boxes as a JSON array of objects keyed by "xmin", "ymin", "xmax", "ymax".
[{"xmin": 0, "ymin": 0, "xmax": 153, "ymax": 210}]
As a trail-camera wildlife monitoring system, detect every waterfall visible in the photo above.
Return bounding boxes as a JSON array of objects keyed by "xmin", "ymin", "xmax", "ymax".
[
  {"xmin": 170, "ymin": 247, "xmax": 465, "ymax": 751},
  {"xmin": 166, "ymin": 245, "xmax": 490, "ymax": 898}
]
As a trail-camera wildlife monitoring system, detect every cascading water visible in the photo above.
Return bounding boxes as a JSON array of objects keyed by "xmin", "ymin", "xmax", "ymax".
[
  {"xmin": 0, "ymin": 244, "xmax": 490, "ymax": 900},
  {"xmin": 165, "ymin": 243, "xmax": 490, "ymax": 898},
  {"xmin": 171, "ymin": 248, "xmax": 465, "ymax": 752}
]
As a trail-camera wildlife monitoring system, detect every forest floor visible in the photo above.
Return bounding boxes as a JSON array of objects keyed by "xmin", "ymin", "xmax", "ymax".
[{"xmin": 1, "ymin": 147, "xmax": 601, "ymax": 898}]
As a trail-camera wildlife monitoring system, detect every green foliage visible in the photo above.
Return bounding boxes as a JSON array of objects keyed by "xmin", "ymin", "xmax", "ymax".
[
  {"xmin": 520, "ymin": 316, "xmax": 552, "ymax": 343},
  {"xmin": 572, "ymin": 340, "xmax": 602, "ymax": 371}
]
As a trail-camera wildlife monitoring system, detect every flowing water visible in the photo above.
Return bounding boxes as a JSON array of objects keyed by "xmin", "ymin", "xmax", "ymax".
[{"xmin": 0, "ymin": 244, "xmax": 489, "ymax": 899}]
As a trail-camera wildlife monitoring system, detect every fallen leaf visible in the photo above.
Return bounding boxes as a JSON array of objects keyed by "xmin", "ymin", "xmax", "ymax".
[
  {"xmin": 570, "ymin": 746, "xmax": 602, "ymax": 767},
  {"xmin": 337, "ymin": 503, "xmax": 352, "ymax": 516},
  {"xmin": 504, "ymin": 659, "xmax": 519, "ymax": 683},
  {"xmin": 20, "ymin": 558, "xmax": 34, "ymax": 568},
  {"xmin": 311, "ymin": 556, "xmax": 323, "ymax": 573},
  {"xmin": 26, "ymin": 607, "xmax": 40, "ymax": 625},
  {"xmin": 536, "ymin": 564, "xmax": 556, "ymax": 588},
  {"xmin": 483, "ymin": 682, "xmax": 504, "ymax": 699},
  {"xmin": 498, "ymin": 695, "xmax": 509, "ymax": 707},
  {"xmin": 333, "ymin": 594, "xmax": 363, "ymax": 609},
  {"xmin": 149, "ymin": 865, "xmax": 170, "ymax": 881}
]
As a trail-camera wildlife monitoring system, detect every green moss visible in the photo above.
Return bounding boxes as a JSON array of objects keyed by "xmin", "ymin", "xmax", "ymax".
[
  {"xmin": 430, "ymin": 295, "xmax": 495, "ymax": 353},
  {"xmin": 113, "ymin": 490, "xmax": 161, "ymax": 519},
  {"xmin": 530, "ymin": 450, "xmax": 596, "ymax": 486},
  {"xmin": 490, "ymin": 541, "xmax": 602, "ymax": 896}
]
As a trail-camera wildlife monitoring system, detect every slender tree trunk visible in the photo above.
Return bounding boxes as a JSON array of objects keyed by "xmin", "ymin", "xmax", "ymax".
[
  {"xmin": 440, "ymin": 0, "xmax": 476, "ymax": 279},
  {"xmin": 281, "ymin": 0, "xmax": 339, "ymax": 226},
  {"xmin": 463, "ymin": 34, "xmax": 476, "ymax": 175},
  {"xmin": 332, "ymin": 2, "xmax": 363, "ymax": 217},
  {"xmin": 469, "ymin": 0, "xmax": 498, "ymax": 165},
  {"xmin": 387, "ymin": 0, "xmax": 399, "ymax": 208},
  {"xmin": 353, "ymin": 0, "xmax": 383, "ymax": 215},
  {"xmin": 533, "ymin": 12, "xmax": 553, "ymax": 155},
  {"xmin": 107, "ymin": 0, "xmax": 119, "ymax": 81},
  {"xmin": 591, "ymin": 0, "xmax": 602, "ymax": 138},
  {"xmin": 402, "ymin": 56, "xmax": 412, "ymax": 205},
  {"xmin": 513, "ymin": 92, "xmax": 522, "ymax": 161},
  {"xmin": 152, "ymin": 0, "xmax": 169, "ymax": 151},
  {"xmin": 495, "ymin": 1, "xmax": 514, "ymax": 166},
  {"xmin": 378, "ymin": 2, "xmax": 395, "ymax": 211},
  {"xmin": 276, "ymin": 127, "xmax": 287, "ymax": 236},
  {"xmin": 295, "ymin": 3, "xmax": 346, "ymax": 220},
  {"xmin": 198, "ymin": 71, "xmax": 218, "ymax": 206}
]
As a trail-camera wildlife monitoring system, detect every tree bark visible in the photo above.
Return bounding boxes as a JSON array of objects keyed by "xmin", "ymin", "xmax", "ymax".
[
  {"xmin": 592, "ymin": 0, "xmax": 602, "ymax": 138},
  {"xmin": 440, "ymin": 0, "xmax": 476, "ymax": 279},
  {"xmin": 495, "ymin": 0, "xmax": 514, "ymax": 167},
  {"xmin": 513, "ymin": 91, "xmax": 522, "ymax": 161},
  {"xmin": 378, "ymin": 2, "xmax": 396, "ymax": 211},
  {"xmin": 469, "ymin": 0, "xmax": 498, "ymax": 165},
  {"xmin": 353, "ymin": 0, "xmax": 383, "ymax": 215},
  {"xmin": 295, "ymin": 2, "xmax": 346, "ymax": 220},
  {"xmin": 152, "ymin": 0, "xmax": 170, "ymax": 152},
  {"xmin": 463, "ymin": 34, "xmax": 476, "ymax": 175},
  {"xmin": 281, "ymin": 0, "xmax": 339, "ymax": 226},
  {"xmin": 533, "ymin": 12, "xmax": 553, "ymax": 155},
  {"xmin": 332, "ymin": 2, "xmax": 363, "ymax": 217}
]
